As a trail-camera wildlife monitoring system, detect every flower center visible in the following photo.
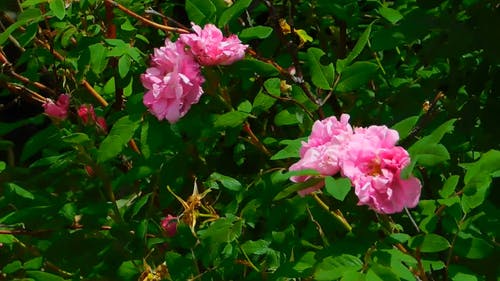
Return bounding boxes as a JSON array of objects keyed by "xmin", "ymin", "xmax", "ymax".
[{"xmin": 367, "ymin": 158, "xmax": 382, "ymax": 176}]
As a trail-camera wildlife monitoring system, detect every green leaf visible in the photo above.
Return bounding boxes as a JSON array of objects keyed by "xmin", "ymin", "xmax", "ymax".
[
  {"xmin": 49, "ymin": 0, "xmax": 66, "ymax": 19},
  {"xmin": 239, "ymin": 26, "xmax": 273, "ymax": 40},
  {"xmin": 253, "ymin": 90, "xmax": 277, "ymax": 115},
  {"xmin": 366, "ymin": 264, "xmax": 399, "ymax": 281},
  {"xmin": 240, "ymin": 239, "xmax": 271, "ymax": 255},
  {"xmin": 214, "ymin": 111, "xmax": 249, "ymax": 128},
  {"xmin": 97, "ymin": 115, "xmax": 140, "ymax": 163},
  {"xmin": 21, "ymin": 126, "xmax": 59, "ymax": 162},
  {"xmin": 341, "ymin": 271, "xmax": 366, "ymax": 281},
  {"xmin": 208, "ymin": 172, "xmax": 242, "ymax": 191},
  {"xmin": 6, "ymin": 183, "xmax": 35, "ymax": 200},
  {"xmin": 198, "ymin": 216, "xmax": 242, "ymax": 244},
  {"xmin": 26, "ymin": 270, "xmax": 66, "ymax": 281},
  {"xmin": 439, "ymin": 175, "xmax": 459, "ymax": 198},
  {"xmin": 336, "ymin": 61, "xmax": 378, "ymax": 92},
  {"xmin": 378, "ymin": 7, "xmax": 403, "ymax": 24},
  {"xmin": 24, "ymin": 257, "xmax": 43, "ymax": 270},
  {"xmin": 274, "ymin": 107, "xmax": 303, "ymax": 126},
  {"xmin": 307, "ymin": 47, "xmax": 335, "ymax": 90},
  {"xmin": 409, "ymin": 234, "xmax": 450, "ymax": 253},
  {"xmin": 273, "ymin": 177, "xmax": 322, "ymax": 201},
  {"xmin": 325, "ymin": 177, "xmax": 352, "ymax": 201},
  {"xmin": 271, "ymin": 138, "xmax": 306, "ymax": 160},
  {"xmin": 186, "ymin": 0, "xmax": 216, "ymax": 24},
  {"xmin": 0, "ymin": 234, "xmax": 16, "ymax": 244},
  {"xmin": 392, "ymin": 115, "xmax": 419, "ymax": 140},
  {"xmin": 118, "ymin": 55, "xmax": 131, "ymax": 78},
  {"xmin": 3, "ymin": 260, "xmax": 23, "ymax": 274},
  {"xmin": 117, "ymin": 260, "xmax": 140, "ymax": 281},
  {"xmin": 0, "ymin": 9, "xmax": 43, "ymax": 45},
  {"xmin": 232, "ymin": 58, "xmax": 279, "ymax": 77},
  {"xmin": 21, "ymin": 0, "xmax": 48, "ymax": 8},
  {"xmin": 314, "ymin": 254, "xmax": 363, "ymax": 281},
  {"xmin": 263, "ymin": 78, "xmax": 281, "ymax": 96},
  {"xmin": 454, "ymin": 236, "xmax": 494, "ymax": 259},
  {"xmin": 61, "ymin": 133, "xmax": 91, "ymax": 144},
  {"xmin": 336, "ymin": 23, "xmax": 372, "ymax": 73},
  {"xmin": 218, "ymin": 0, "xmax": 252, "ymax": 26},
  {"xmin": 89, "ymin": 43, "xmax": 109, "ymax": 75},
  {"xmin": 0, "ymin": 161, "xmax": 5, "ymax": 173}
]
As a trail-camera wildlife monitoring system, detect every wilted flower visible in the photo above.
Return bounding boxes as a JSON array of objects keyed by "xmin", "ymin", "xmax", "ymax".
[
  {"xmin": 161, "ymin": 214, "xmax": 178, "ymax": 237},
  {"xmin": 141, "ymin": 40, "xmax": 205, "ymax": 123},
  {"xmin": 43, "ymin": 94, "xmax": 70, "ymax": 120},
  {"xmin": 179, "ymin": 23, "xmax": 247, "ymax": 66}
]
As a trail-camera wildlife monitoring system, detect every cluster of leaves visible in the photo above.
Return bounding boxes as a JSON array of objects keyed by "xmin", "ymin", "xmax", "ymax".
[{"xmin": 1, "ymin": 0, "xmax": 498, "ymax": 280}]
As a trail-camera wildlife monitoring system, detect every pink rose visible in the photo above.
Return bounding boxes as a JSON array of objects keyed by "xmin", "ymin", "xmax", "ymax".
[
  {"xmin": 161, "ymin": 214, "xmax": 178, "ymax": 237},
  {"xmin": 179, "ymin": 23, "xmax": 248, "ymax": 66},
  {"xmin": 341, "ymin": 126, "xmax": 421, "ymax": 214},
  {"xmin": 299, "ymin": 114, "xmax": 353, "ymax": 155},
  {"xmin": 141, "ymin": 40, "xmax": 205, "ymax": 123},
  {"xmin": 43, "ymin": 94, "xmax": 70, "ymax": 119}
]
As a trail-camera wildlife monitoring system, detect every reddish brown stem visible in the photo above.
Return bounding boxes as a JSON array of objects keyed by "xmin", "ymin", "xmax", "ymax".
[{"xmin": 104, "ymin": 0, "xmax": 189, "ymax": 34}]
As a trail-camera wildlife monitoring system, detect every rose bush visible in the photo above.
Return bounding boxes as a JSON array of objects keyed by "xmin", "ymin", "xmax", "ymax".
[{"xmin": 0, "ymin": 0, "xmax": 498, "ymax": 280}]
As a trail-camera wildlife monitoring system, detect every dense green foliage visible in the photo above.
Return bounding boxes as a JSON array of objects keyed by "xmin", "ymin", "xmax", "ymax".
[{"xmin": 1, "ymin": 0, "xmax": 499, "ymax": 280}]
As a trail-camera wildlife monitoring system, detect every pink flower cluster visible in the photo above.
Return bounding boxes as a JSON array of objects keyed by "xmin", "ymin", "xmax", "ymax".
[
  {"xmin": 289, "ymin": 114, "xmax": 422, "ymax": 214},
  {"xmin": 141, "ymin": 23, "xmax": 247, "ymax": 123},
  {"xmin": 43, "ymin": 94, "xmax": 70, "ymax": 120}
]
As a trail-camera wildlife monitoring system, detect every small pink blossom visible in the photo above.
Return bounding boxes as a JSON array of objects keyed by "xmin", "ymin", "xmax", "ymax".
[
  {"xmin": 179, "ymin": 23, "xmax": 248, "ymax": 66},
  {"xmin": 43, "ymin": 94, "xmax": 70, "ymax": 119},
  {"xmin": 77, "ymin": 104, "xmax": 107, "ymax": 133},
  {"xmin": 141, "ymin": 40, "xmax": 205, "ymax": 123},
  {"xmin": 161, "ymin": 214, "xmax": 178, "ymax": 237}
]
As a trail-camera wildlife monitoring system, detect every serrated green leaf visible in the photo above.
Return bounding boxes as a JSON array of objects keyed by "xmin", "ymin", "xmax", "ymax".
[
  {"xmin": 0, "ymin": 161, "xmax": 6, "ymax": 173},
  {"xmin": 62, "ymin": 133, "xmax": 90, "ymax": 144},
  {"xmin": 263, "ymin": 78, "xmax": 281, "ymax": 96},
  {"xmin": 23, "ymin": 257, "xmax": 43, "ymax": 270},
  {"xmin": 325, "ymin": 177, "xmax": 352, "ymax": 201},
  {"xmin": 307, "ymin": 47, "xmax": 335, "ymax": 90},
  {"xmin": 3, "ymin": 260, "xmax": 23, "ymax": 274},
  {"xmin": 97, "ymin": 115, "xmax": 140, "ymax": 162}
]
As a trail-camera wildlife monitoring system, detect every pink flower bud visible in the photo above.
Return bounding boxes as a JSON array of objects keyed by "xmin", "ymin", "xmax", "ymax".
[{"xmin": 161, "ymin": 215, "xmax": 178, "ymax": 237}]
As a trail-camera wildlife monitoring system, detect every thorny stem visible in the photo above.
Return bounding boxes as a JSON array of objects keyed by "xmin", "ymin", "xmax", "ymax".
[
  {"xmin": 243, "ymin": 122, "xmax": 272, "ymax": 156},
  {"xmin": 104, "ymin": 0, "xmax": 190, "ymax": 34},
  {"xmin": 311, "ymin": 193, "xmax": 352, "ymax": 232}
]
